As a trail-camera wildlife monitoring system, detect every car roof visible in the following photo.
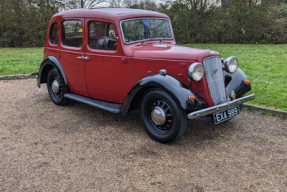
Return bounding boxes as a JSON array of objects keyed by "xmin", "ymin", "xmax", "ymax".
[{"xmin": 53, "ymin": 8, "xmax": 169, "ymax": 22}]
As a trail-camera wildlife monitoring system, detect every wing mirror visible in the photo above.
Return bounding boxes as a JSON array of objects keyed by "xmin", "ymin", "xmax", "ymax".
[{"xmin": 109, "ymin": 30, "xmax": 119, "ymax": 40}]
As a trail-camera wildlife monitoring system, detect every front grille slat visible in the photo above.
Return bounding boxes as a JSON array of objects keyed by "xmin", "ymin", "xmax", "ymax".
[{"xmin": 204, "ymin": 56, "xmax": 226, "ymax": 105}]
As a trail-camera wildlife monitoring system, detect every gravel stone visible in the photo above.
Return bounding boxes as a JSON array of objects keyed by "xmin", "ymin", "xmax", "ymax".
[{"xmin": 0, "ymin": 79, "xmax": 286, "ymax": 191}]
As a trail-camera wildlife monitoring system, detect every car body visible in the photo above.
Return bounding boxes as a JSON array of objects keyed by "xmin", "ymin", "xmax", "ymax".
[{"xmin": 37, "ymin": 8, "xmax": 254, "ymax": 143}]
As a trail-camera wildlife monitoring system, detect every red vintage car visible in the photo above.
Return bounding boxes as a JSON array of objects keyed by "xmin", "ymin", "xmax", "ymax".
[{"xmin": 37, "ymin": 8, "xmax": 254, "ymax": 143}]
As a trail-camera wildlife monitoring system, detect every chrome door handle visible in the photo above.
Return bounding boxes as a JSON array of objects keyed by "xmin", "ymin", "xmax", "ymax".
[{"xmin": 77, "ymin": 56, "xmax": 89, "ymax": 60}]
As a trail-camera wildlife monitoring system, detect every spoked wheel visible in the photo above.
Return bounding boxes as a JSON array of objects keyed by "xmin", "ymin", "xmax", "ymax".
[
  {"xmin": 47, "ymin": 68, "xmax": 69, "ymax": 106},
  {"xmin": 147, "ymin": 100, "xmax": 173, "ymax": 131},
  {"xmin": 140, "ymin": 89, "xmax": 187, "ymax": 143}
]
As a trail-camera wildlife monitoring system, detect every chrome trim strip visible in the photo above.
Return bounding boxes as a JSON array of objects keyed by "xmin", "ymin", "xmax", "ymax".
[
  {"xmin": 187, "ymin": 94, "xmax": 255, "ymax": 119},
  {"xmin": 120, "ymin": 17, "xmax": 174, "ymax": 45}
]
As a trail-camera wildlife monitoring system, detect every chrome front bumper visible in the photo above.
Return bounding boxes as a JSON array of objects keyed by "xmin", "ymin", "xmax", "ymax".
[{"xmin": 187, "ymin": 94, "xmax": 255, "ymax": 120}]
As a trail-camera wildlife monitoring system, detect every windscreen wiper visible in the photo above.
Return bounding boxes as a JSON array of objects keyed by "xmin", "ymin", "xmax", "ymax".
[{"xmin": 141, "ymin": 37, "xmax": 153, "ymax": 44}]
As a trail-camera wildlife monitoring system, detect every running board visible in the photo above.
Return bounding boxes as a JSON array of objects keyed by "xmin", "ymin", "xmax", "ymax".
[{"xmin": 64, "ymin": 93, "xmax": 122, "ymax": 114}]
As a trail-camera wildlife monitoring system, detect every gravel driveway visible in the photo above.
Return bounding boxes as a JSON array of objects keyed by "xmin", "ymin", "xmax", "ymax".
[{"xmin": 0, "ymin": 79, "xmax": 286, "ymax": 191}]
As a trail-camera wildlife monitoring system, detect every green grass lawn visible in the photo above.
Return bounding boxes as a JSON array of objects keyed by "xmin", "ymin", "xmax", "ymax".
[
  {"xmin": 0, "ymin": 47, "xmax": 43, "ymax": 76},
  {"xmin": 185, "ymin": 44, "xmax": 287, "ymax": 111},
  {"xmin": 0, "ymin": 45, "xmax": 286, "ymax": 111}
]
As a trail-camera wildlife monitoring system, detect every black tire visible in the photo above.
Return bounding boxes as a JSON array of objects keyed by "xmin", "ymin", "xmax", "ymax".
[
  {"xmin": 139, "ymin": 89, "xmax": 187, "ymax": 144},
  {"xmin": 47, "ymin": 68, "xmax": 70, "ymax": 106}
]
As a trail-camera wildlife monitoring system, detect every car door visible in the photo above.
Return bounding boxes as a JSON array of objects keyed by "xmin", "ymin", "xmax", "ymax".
[
  {"xmin": 84, "ymin": 18, "xmax": 127, "ymax": 103},
  {"xmin": 59, "ymin": 18, "xmax": 89, "ymax": 97}
]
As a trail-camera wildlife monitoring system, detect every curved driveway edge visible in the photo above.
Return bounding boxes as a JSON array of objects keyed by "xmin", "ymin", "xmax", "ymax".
[
  {"xmin": 0, "ymin": 73, "xmax": 38, "ymax": 80},
  {"xmin": 243, "ymin": 103, "xmax": 287, "ymax": 119}
]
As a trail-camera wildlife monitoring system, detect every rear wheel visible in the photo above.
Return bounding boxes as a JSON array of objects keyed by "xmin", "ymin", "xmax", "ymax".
[
  {"xmin": 139, "ymin": 89, "xmax": 187, "ymax": 143},
  {"xmin": 47, "ymin": 68, "xmax": 69, "ymax": 106}
]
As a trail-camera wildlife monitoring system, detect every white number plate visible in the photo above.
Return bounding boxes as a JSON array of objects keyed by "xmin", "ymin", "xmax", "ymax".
[{"xmin": 213, "ymin": 106, "xmax": 240, "ymax": 124}]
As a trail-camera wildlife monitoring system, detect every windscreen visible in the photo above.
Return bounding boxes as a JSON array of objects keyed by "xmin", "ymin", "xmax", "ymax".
[{"xmin": 121, "ymin": 18, "xmax": 173, "ymax": 44}]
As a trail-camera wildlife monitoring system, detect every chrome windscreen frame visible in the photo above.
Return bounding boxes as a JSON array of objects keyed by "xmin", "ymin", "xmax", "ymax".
[{"xmin": 119, "ymin": 17, "xmax": 174, "ymax": 45}]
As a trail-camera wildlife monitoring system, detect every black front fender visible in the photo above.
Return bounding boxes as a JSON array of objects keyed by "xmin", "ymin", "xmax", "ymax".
[
  {"xmin": 224, "ymin": 68, "xmax": 251, "ymax": 98},
  {"xmin": 121, "ymin": 74, "xmax": 199, "ymax": 116},
  {"xmin": 37, "ymin": 56, "xmax": 67, "ymax": 88}
]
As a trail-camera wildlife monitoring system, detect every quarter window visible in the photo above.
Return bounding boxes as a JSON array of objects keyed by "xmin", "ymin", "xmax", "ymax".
[
  {"xmin": 88, "ymin": 22, "xmax": 117, "ymax": 51},
  {"xmin": 50, "ymin": 22, "xmax": 59, "ymax": 45},
  {"xmin": 62, "ymin": 20, "xmax": 83, "ymax": 48}
]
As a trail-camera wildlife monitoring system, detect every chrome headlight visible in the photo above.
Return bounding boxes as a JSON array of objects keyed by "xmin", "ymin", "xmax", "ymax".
[
  {"xmin": 188, "ymin": 63, "xmax": 205, "ymax": 81},
  {"xmin": 224, "ymin": 56, "xmax": 238, "ymax": 74}
]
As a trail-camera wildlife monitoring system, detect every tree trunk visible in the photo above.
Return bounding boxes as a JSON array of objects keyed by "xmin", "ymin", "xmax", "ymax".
[{"xmin": 81, "ymin": 0, "xmax": 84, "ymax": 8}]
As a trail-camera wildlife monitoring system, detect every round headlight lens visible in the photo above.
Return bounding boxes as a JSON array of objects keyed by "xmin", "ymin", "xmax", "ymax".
[
  {"xmin": 188, "ymin": 63, "xmax": 205, "ymax": 81},
  {"xmin": 224, "ymin": 56, "xmax": 238, "ymax": 74}
]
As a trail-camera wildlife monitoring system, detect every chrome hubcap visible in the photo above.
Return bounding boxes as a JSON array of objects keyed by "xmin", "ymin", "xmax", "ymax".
[
  {"xmin": 151, "ymin": 106, "xmax": 166, "ymax": 126},
  {"xmin": 52, "ymin": 80, "xmax": 60, "ymax": 94}
]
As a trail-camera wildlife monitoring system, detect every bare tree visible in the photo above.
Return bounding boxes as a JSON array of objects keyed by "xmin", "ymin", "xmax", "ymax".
[
  {"xmin": 109, "ymin": 0, "xmax": 124, "ymax": 7},
  {"xmin": 82, "ymin": 0, "xmax": 106, "ymax": 7},
  {"xmin": 65, "ymin": 0, "xmax": 106, "ymax": 9},
  {"xmin": 108, "ymin": 0, "xmax": 157, "ymax": 9}
]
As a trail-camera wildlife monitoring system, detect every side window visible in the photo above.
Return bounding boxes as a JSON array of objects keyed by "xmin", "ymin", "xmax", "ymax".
[
  {"xmin": 50, "ymin": 22, "xmax": 59, "ymax": 45},
  {"xmin": 89, "ymin": 22, "xmax": 117, "ymax": 51},
  {"xmin": 62, "ymin": 20, "xmax": 83, "ymax": 48}
]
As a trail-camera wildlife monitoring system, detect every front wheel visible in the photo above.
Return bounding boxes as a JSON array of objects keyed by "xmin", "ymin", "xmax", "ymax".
[
  {"xmin": 47, "ymin": 68, "xmax": 70, "ymax": 106},
  {"xmin": 139, "ymin": 89, "xmax": 187, "ymax": 143}
]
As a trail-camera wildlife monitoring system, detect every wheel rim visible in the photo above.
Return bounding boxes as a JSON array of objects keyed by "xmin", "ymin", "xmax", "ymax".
[
  {"xmin": 146, "ymin": 99, "xmax": 173, "ymax": 132},
  {"xmin": 49, "ymin": 73, "xmax": 63, "ymax": 99},
  {"xmin": 151, "ymin": 106, "xmax": 166, "ymax": 126},
  {"xmin": 52, "ymin": 80, "xmax": 60, "ymax": 94}
]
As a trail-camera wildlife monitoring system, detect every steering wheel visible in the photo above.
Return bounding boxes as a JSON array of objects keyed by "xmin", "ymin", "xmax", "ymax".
[
  {"xmin": 125, "ymin": 36, "xmax": 135, "ymax": 42},
  {"xmin": 97, "ymin": 38, "xmax": 109, "ymax": 50}
]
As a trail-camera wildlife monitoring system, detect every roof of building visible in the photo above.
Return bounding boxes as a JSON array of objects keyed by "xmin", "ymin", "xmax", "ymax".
[{"xmin": 53, "ymin": 8, "xmax": 169, "ymax": 22}]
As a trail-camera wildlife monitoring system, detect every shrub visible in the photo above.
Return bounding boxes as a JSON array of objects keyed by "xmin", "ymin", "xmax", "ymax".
[{"xmin": 160, "ymin": 0, "xmax": 287, "ymax": 44}]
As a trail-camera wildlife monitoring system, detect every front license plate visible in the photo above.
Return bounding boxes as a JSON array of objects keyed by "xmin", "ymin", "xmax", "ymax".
[{"xmin": 213, "ymin": 106, "xmax": 240, "ymax": 124}]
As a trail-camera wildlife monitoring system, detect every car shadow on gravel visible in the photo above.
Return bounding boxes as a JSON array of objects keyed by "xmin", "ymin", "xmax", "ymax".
[{"xmin": 44, "ymin": 93, "xmax": 239, "ymax": 146}]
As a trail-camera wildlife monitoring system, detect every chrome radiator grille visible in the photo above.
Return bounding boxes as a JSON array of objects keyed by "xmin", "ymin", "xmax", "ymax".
[{"xmin": 203, "ymin": 56, "xmax": 226, "ymax": 105}]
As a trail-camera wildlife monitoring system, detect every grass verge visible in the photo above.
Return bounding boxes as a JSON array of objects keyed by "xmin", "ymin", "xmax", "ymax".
[
  {"xmin": 185, "ymin": 44, "xmax": 287, "ymax": 111},
  {"xmin": 0, "ymin": 47, "xmax": 43, "ymax": 76}
]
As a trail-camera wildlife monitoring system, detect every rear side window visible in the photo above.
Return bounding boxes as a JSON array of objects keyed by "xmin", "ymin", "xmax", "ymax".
[
  {"xmin": 89, "ymin": 22, "xmax": 117, "ymax": 51},
  {"xmin": 62, "ymin": 20, "xmax": 83, "ymax": 48},
  {"xmin": 50, "ymin": 22, "xmax": 59, "ymax": 45}
]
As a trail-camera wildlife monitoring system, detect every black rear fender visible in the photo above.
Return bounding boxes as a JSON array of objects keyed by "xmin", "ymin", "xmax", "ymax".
[{"xmin": 37, "ymin": 56, "xmax": 67, "ymax": 88}]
